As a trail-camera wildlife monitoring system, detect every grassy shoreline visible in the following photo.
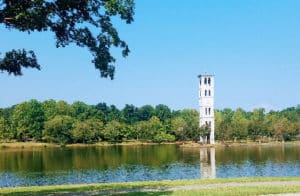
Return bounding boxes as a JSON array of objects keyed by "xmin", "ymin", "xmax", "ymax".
[
  {"xmin": 0, "ymin": 177, "xmax": 299, "ymax": 195},
  {"xmin": 0, "ymin": 141, "xmax": 165, "ymax": 149},
  {"xmin": 1, "ymin": 140, "xmax": 300, "ymax": 149}
]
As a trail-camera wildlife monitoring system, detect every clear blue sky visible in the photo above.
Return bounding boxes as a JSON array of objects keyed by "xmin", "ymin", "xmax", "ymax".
[{"xmin": 1, "ymin": 0, "xmax": 300, "ymax": 111}]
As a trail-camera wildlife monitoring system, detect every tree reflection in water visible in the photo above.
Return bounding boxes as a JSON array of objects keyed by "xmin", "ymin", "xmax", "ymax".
[{"xmin": 0, "ymin": 144, "xmax": 299, "ymax": 187}]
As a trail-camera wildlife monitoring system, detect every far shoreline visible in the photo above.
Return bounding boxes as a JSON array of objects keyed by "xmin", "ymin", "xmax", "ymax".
[{"xmin": 0, "ymin": 140, "xmax": 300, "ymax": 149}]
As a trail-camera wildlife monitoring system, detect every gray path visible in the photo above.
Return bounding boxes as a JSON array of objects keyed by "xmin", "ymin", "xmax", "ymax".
[
  {"xmin": 45, "ymin": 181, "xmax": 300, "ymax": 196},
  {"xmin": 261, "ymin": 194, "xmax": 300, "ymax": 196}
]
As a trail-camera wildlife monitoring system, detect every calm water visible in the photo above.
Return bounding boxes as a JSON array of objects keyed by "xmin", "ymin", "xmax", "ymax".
[{"xmin": 0, "ymin": 144, "xmax": 299, "ymax": 187}]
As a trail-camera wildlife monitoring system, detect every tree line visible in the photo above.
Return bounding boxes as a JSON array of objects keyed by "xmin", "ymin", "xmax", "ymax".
[
  {"xmin": 0, "ymin": 100, "xmax": 299, "ymax": 144},
  {"xmin": 215, "ymin": 107, "xmax": 300, "ymax": 142}
]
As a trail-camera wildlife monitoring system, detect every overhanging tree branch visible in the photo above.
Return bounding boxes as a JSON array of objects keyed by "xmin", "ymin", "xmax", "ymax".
[
  {"xmin": 0, "ymin": 0, "xmax": 135, "ymax": 79},
  {"xmin": 0, "ymin": 49, "xmax": 40, "ymax": 75}
]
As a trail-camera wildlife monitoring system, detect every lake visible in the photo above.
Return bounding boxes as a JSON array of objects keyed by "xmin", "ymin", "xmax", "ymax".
[{"xmin": 0, "ymin": 144, "xmax": 299, "ymax": 187}]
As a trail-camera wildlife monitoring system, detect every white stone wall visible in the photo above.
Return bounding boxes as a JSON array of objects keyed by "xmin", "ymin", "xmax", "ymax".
[{"xmin": 199, "ymin": 74, "xmax": 215, "ymax": 144}]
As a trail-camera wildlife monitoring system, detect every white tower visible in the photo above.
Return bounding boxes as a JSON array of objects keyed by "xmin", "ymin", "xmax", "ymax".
[{"xmin": 198, "ymin": 74, "xmax": 215, "ymax": 144}]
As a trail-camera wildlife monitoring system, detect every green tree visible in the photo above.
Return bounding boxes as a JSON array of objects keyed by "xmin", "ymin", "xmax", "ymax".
[
  {"xmin": 178, "ymin": 109, "xmax": 199, "ymax": 140},
  {"xmin": 122, "ymin": 104, "xmax": 138, "ymax": 124},
  {"xmin": 72, "ymin": 118, "xmax": 103, "ymax": 143},
  {"xmin": 124, "ymin": 124, "xmax": 137, "ymax": 140},
  {"xmin": 103, "ymin": 120, "xmax": 124, "ymax": 142},
  {"xmin": 248, "ymin": 108, "xmax": 266, "ymax": 141},
  {"xmin": 95, "ymin": 102, "xmax": 110, "ymax": 114},
  {"xmin": 71, "ymin": 101, "xmax": 94, "ymax": 121},
  {"xmin": 43, "ymin": 115, "xmax": 74, "ymax": 144},
  {"xmin": 0, "ymin": 0, "xmax": 135, "ymax": 79},
  {"xmin": 279, "ymin": 107, "xmax": 299, "ymax": 122},
  {"xmin": 293, "ymin": 121, "xmax": 300, "ymax": 140},
  {"xmin": 155, "ymin": 104, "xmax": 171, "ymax": 122},
  {"xmin": 265, "ymin": 113, "xmax": 278, "ymax": 139},
  {"xmin": 170, "ymin": 117, "xmax": 187, "ymax": 140},
  {"xmin": 42, "ymin": 99, "xmax": 57, "ymax": 120},
  {"xmin": 215, "ymin": 109, "xmax": 234, "ymax": 141},
  {"xmin": 134, "ymin": 116, "xmax": 165, "ymax": 140},
  {"xmin": 56, "ymin": 100, "xmax": 74, "ymax": 116},
  {"xmin": 153, "ymin": 132, "xmax": 175, "ymax": 143},
  {"xmin": 215, "ymin": 110, "xmax": 224, "ymax": 140},
  {"xmin": 133, "ymin": 120, "xmax": 147, "ymax": 140},
  {"xmin": 12, "ymin": 99, "xmax": 44, "ymax": 141},
  {"xmin": 137, "ymin": 105, "xmax": 154, "ymax": 121},
  {"xmin": 107, "ymin": 105, "xmax": 123, "ymax": 122},
  {"xmin": 0, "ymin": 107, "xmax": 14, "ymax": 139},
  {"xmin": 231, "ymin": 108, "xmax": 249, "ymax": 140},
  {"xmin": 0, "ymin": 117, "xmax": 12, "ymax": 141},
  {"xmin": 268, "ymin": 116, "xmax": 293, "ymax": 142},
  {"xmin": 146, "ymin": 116, "xmax": 166, "ymax": 140},
  {"xmin": 95, "ymin": 102, "xmax": 110, "ymax": 122}
]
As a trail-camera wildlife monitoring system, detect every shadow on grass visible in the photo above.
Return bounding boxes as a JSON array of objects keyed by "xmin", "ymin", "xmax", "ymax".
[{"xmin": 109, "ymin": 191, "xmax": 173, "ymax": 196}]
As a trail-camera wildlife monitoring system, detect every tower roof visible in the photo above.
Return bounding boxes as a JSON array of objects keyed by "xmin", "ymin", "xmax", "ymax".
[{"xmin": 198, "ymin": 74, "xmax": 214, "ymax": 78}]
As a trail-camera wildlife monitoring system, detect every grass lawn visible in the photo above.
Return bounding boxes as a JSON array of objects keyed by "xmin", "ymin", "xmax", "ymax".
[
  {"xmin": 116, "ymin": 186, "xmax": 300, "ymax": 196},
  {"xmin": 0, "ymin": 177, "xmax": 299, "ymax": 195}
]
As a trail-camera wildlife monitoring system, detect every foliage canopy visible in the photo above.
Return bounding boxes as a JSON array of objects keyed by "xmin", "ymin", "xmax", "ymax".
[
  {"xmin": 0, "ymin": 0, "xmax": 135, "ymax": 79},
  {"xmin": 0, "ymin": 100, "xmax": 299, "ymax": 144}
]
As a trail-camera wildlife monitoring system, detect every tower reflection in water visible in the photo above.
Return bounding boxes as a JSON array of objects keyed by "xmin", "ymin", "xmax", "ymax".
[{"xmin": 200, "ymin": 147, "xmax": 216, "ymax": 179}]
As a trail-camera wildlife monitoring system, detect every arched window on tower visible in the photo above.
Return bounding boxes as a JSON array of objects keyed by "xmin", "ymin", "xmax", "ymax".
[
  {"xmin": 205, "ymin": 108, "xmax": 207, "ymax": 115},
  {"xmin": 205, "ymin": 90, "xmax": 207, "ymax": 96},
  {"xmin": 208, "ymin": 90, "xmax": 211, "ymax": 96},
  {"xmin": 208, "ymin": 108, "xmax": 211, "ymax": 115},
  {"xmin": 204, "ymin": 78, "xmax": 207, "ymax": 84},
  {"xmin": 208, "ymin": 77, "xmax": 211, "ymax": 85}
]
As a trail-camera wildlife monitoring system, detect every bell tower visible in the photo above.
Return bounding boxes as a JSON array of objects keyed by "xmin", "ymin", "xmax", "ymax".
[{"xmin": 198, "ymin": 74, "xmax": 215, "ymax": 144}]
